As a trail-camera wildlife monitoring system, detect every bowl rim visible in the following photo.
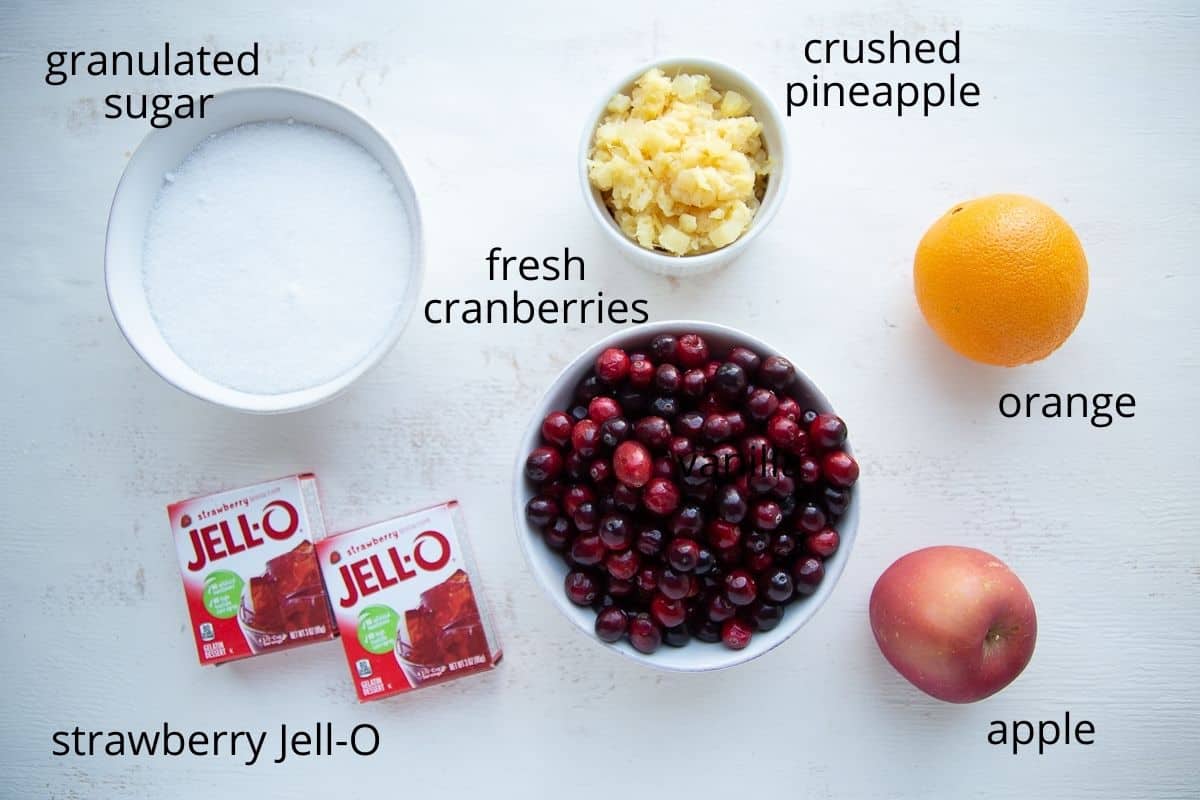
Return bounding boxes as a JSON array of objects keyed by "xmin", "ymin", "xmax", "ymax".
[
  {"xmin": 511, "ymin": 320, "xmax": 859, "ymax": 672},
  {"xmin": 577, "ymin": 56, "xmax": 791, "ymax": 272},
  {"xmin": 104, "ymin": 84, "xmax": 425, "ymax": 414}
]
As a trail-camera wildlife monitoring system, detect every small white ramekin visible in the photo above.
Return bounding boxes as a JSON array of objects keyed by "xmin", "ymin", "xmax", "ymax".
[
  {"xmin": 105, "ymin": 86, "xmax": 424, "ymax": 413},
  {"xmin": 579, "ymin": 58, "xmax": 790, "ymax": 277}
]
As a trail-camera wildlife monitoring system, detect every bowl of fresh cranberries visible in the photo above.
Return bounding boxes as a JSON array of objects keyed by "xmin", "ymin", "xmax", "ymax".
[{"xmin": 514, "ymin": 321, "xmax": 860, "ymax": 671}]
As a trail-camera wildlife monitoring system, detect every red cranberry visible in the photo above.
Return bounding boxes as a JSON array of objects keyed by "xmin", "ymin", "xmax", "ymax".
[
  {"xmin": 676, "ymin": 333, "xmax": 709, "ymax": 367},
  {"xmin": 725, "ymin": 411, "xmax": 747, "ymax": 437},
  {"xmin": 707, "ymin": 592, "xmax": 737, "ymax": 622},
  {"xmin": 612, "ymin": 440, "xmax": 652, "ymax": 487},
  {"xmin": 698, "ymin": 391, "xmax": 724, "ymax": 414},
  {"xmin": 608, "ymin": 578, "xmax": 635, "ymax": 600},
  {"xmin": 704, "ymin": 360, "xmax": 721, "ymax": 381},
  {"xmin": 599, "ymin": 417, "xmax": 630, "ymax": 448},
  {"xmin": 763, "ymin": 568, "xmax": 794, "ymax": 603},
  {"xmin": 658, "ymin": 568, "xmax": 691, "ymax": 600},
  {"xmin": 743, "ymin": 530, "xmax": 770, "ymax": 555},
  {"xmin": 728, "ymin": 346, "xmax": 761, "ymax": 374},
  {"xmin": 628, "ymin": 614, "xmax": 663, "ymax": 654},
  {"xmin": 598, "ymin": 514, "xmax": 633, "ymax": 550},
  {"xmin": 823, "ymin": 487, "xmax": 851, "ymax": 516},
  {"xmin": 675, "ymin": 411, "xmax": 705, "ymax": 438},
  {"xmin": 525, "ymin": 446, "xmax": 563, "ymax": 482},
  {"xmin": 710, "ymin": 444, "xmax": 741, "ymax": 478},
  {"xmin": 766, "ymin": 414, "xmax": 800, "ymax": 448},
  {"xmin": 798, "ymin": 457, "xmax": 821, "ymax": 484},
  {"xmin": 748, "ymin": 462, "xmax": 780, "ymax": 494},
  {"xmin": 823, "ymin": 450, "xmax": 859, "ymax": 487},
  {"xmin": 741, "ymin": 435, "xmax": 773, "ymax": 463},
  {"xmin": 750, "ymin": 602, "xmax": 784, "ymax": 631},
  {"xmin": 810, "ymin": 413, "xmax": 848, "ymax": 449},
  {"xmin": 787, "ymin": 429, "xmax": 810, "ymax": 456},
  {"xmin": 628, "ymin": 358, "xmax": 655, "ymax": 388},
  {"xmin": 565, "ymin": 451, "xmax": 588, "ymax": 480},
  {"xmin": 635, "ymin": 566, "xmax": 660, "ymax": 593},
  {"xmin": 562, "ymin": 485, "xmax": 594, "ymax": 517},
  {"xmin": 525, "ymin": 495, "xmax": 558, "ymax": 526},
  {"xmin": 588, "ymin": 396, "xmax": 621, "ymax": 423},
  {"xmin": 713, "ymin": 362, "xmax": 747, "ymax": 400},
  {"xmin": 777, "ymin": 397, "xmax": 802, "ymax": 419},
  {"xmin": 694, "ymin": 548, "xmax": 716, "ymax": 575},
  {"xmin": 652, "ymin": 456, "xmax": 674, "ymax": 479},
  {"xmin": 691, "ymin": 619, "xmax": 722, "ymax": 642},
  {"xmin": 610, "ymin": 482, "xmax": 640, "ymax": 512},
  {"xmin": 642, "ymin": 477, "xmax": 681, "ymax": 516},
  {"xmin": 745, "ymin": 551, "xmax": 773, "ymax": 572},
  {"xmin": 595, "ymin": 607, "xmax": 628, "ymax": 642},
  {"xmin": 745, "ymin": 388, "xmax": 779, "ymax": 420},
  {"xmin": 797, "ymin": 503, "xmax": 826, "ymax": 533},
  {"xmin": 669, "ymin": 504, "xmax": 704, "ymax": 537},
  {"xmin": 792, "ymin": 556, "xmax": 825, "ymax": 595},
  {"xmin": 588, "ymin": 459, "xmax": 611, "ymax": 484},
  {"xmin": 634, "ymin": 416, "xmax": 672, "ymax": 450},
  {"xmin": 806, "ymin": 527, "xmax": 840, "ymax": 557},
  {"xmin": 649, "ymin": 333, "xmax": 678, "ymax": 362},
  {"xmin": 703, "ymin": 413, "xmax": 732, "ymax": 442},
  {"xmin": 721, "ymin": 618, "xmax": 754, "ymax": 650},
  {"xmin": 681, "ymin": 368, "xmax": 707, "ymax": 397},
  {"xmin": 662, "ymin": 625, "xmax": 691, "ymax": 647},
  {"xmin": 668, "ymin": 436, "xmax": 694, "ymax": 460},
  {"xmin": 716, "ymin": 486, "xmax": 748, "ymax": 523},
  {"xmin": 650, "ymin": 594, "xmax": 686, "ymax": 628},
  {"xmin": 572, "ymin": 501, "xmax": 598, "ymax": 532},
  {"xmin": 759, "ymin": 355, "xmax": 795, "ymax": 389},
  {"xmin": 724, "ymin": 570, "xmax": 757, "ymax": 606},
  {"xmin": 564, "ymin": 570, "xmax": 599, "ymax": 605},
  {"xmin": 680, "ymin": 453, "xmax": 714, "ymax": 487},
  {"xmin": 595, "ymin": 347, "xmax": 631, "ymax": 383},
  {"xmin": 655, "ymin": 363, "xmax": 682, "ymax": 394},
  {"xmin": 606, "ymin": 549, "xmax": 640, "ymax": 580},
  {"xmin": 569, "ymin": 534, "xmax": 604, "ymax": 566},
  {"xmin": 752, "ymin": 500, "xmax": 783, "ymax": 531},
  {"xmin": 706, "ymin": 519, "xmax": 742, "ymax": 550},
  {"xmin": 543, "ymin": 517, "xmax": 571, "ymax": 550},
  {"xmin": 576, "ymin": 374, "xmax": 602, "ymax": 402},
  {"xmin": 772, "ymin": 475, "xmax": 796, "ymax": 499},
  {"xmin": 771, "ymin": 531, "xmax": 798, "ymax": 558},
  {"xmin": 666, "ymin": 537, "xmax": 701, "ymax": 572},
  {"xmin": 541, "ymin": 411, "xmax": 573, "ymax": 446},
  {"xmin": 572, "ymin": 419, "xmax": 601, "ymax": 457},
  {"xmin": 636, "ymin": 528, "xmax": 666, "ymax": 557}
]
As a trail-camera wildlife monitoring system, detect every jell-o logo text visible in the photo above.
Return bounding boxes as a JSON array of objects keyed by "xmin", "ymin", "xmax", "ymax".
[
  {"xmin": 184, "ymin": 499, "xmax": 300, "ymax": 572},
  {"xmin": 336, "ymin": 530, "xmax": 451, "ymax": 608}
]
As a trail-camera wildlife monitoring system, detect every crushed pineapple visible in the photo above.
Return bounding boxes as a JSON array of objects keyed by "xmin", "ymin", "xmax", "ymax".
[{"xmin": 588, "ymin": 68, "xmax": 771, "ymax": 256}]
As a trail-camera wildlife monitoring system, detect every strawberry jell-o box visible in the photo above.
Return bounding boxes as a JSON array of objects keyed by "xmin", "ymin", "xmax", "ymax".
[
  {"xmin": 168, "ymin": 474, "xmax": 337, "ymax": 665},
  {"xmin": 316, "ymin": 500, "xmax": 502, "ymax": 702}
]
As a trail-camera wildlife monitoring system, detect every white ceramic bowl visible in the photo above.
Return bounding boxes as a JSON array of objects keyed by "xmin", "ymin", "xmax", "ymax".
[
  {"xmin": 513, "ymin": 321, "xmax": 859, "ymax": 671},
  {"xmin": 579, "ymin": 58, "xmax": 790, "ymax": 276},
  {"xmin": 105, "ymin": 86, "xmax": 424, "ymax": 413}
]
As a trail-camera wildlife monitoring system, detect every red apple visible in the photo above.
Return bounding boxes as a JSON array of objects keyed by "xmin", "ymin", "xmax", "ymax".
[{"xmin": 869, "ymin": 546, "xmax": 1036, "ymax": 703}]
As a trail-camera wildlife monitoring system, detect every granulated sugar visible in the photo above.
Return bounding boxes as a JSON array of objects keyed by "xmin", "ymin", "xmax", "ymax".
[{"xmin": 143, "ymin": 121, "xmax": 412, "ymax": 394}]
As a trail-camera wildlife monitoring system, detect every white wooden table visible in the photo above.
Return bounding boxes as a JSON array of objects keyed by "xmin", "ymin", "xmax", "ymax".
[{"xmin": 2, "ymin": 1, "xmax": 1197, "ymax": 797}]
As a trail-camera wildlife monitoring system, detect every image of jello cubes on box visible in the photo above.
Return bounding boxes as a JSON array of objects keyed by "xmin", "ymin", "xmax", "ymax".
[
  {"xmin": 167, "ymin": 474, "xmax": 337, "ymax": 665},
  {"xmin": 316, "ymin": 500, "xmax": 502, "ymax": 702}
]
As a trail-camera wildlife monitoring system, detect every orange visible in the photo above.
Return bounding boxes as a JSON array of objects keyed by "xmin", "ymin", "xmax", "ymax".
[{"xmin": 913, "ymin": 194, "xmax": 1088, "ymax": 367}]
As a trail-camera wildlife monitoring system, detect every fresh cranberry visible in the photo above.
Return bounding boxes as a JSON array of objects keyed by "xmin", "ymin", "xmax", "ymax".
[
  {"xmin": 717, "ymin": 485, "xmax": 748, "ymax": 523},
  {"xmin": 703, "ymin": 413, "xmax": 732, "ymax": 442},
  {"xmin": 745, "ymin": 388, "xmax": 779, "ymax": 420},
  {"xmin": 576, "ymin": 374, "xmax": 602, "ymax": 402},
  {"xmin": 743, "ymin": 530, "xmax": 770, "ymax": 555},
  {"xmin": 810, "ymin": 413, "xmax": 848, "ymax": 449},
  {"xmin": 706, "ymin": 519, "xmax": 742, "ymax": 550},
  {"xmin": 525, "ymin": 496, "xmax": 558, "ymax": 527},
  {"xmin": 599, "ymin": 417, "xmax": 630, "ymax": 448},
  {"xmin": 766, "ymin": 414, "xmax": 800, "ymax": 448},
  {"xmin": 569, "ymin": 534, "xmax": 604, "ymax": 566},
  {"xmin": 823, "ymin": 451, "xmax": 859, "ymax": 487},
  {"xmin": 588, "ymin": 396, "xmax": 621, "ymax": 423},
  {"xmin": 650, "ymin": 594, "xmax": 686, "ymax": 628},
  {"xmin": 634, "ymin": 416, "xmax": 672, "ymax": 450},
  {"xmin": 787, "ymin": 429, "xmax": 810, "ymax": 456},
  {"xmin": 691, "ymin": 619, "xmax": 722, "ymax": 643},
  {"xmin": 675, "ymin": 411, "xmax": 705, "ymax": 439},
  {"xmin": 792, "ymin": 556, "xmax": 825, "ymax": 595},
  {"xmin": 712, "ymin": 362, "xmax": 747, "ymax": 401},
  {"xmin": 652, "ymin": 456, "xmax": 674, "ymax": 479},
  {"xmin": 588, "ymin": 459, "xmax": 611, "ymax": 484},
  {"xmin": 721, "ymin": 618, "xmax": 754, "ymax": 650},
  {"xmin": 561, "ymin": 485, "xmax": 593, "ymax": 516},
  {"xmin": 772, "ymin": 474, "xmax": 796, "ymax": 499},
  {"xmin": 724, "ymin": 570, "xmax": 757, "ymax": 606},
  {"xmin": 748, "ymin": 462, "xmax": 780, "ymax": 494},
  {"xmin": 525, "ymin": 446, "xmax": 563, "ymax": 483},
  {"xmin": 694, "ymin": 548, "xmax": 716, "ymax": 575},
  {"xmin": 710, "ymin": 444, "xmax": 741, "ymax": 478},
  {"xmin": 657, "ymin": 568, "xmax": 691, "ymax": 600},
  {"xmin": 612, "ymin": 441, "xmax": 652, "ymax": 487},
  {"xmin": 572, "ymin": 419, "xmax": 601, "ymax": 457},
  {"xmin": 668, "ymin": 436, "xmax": 694, "ymax": 461},
  {"xmin": 541, "ymin": 411, "xmax": 573, "ymax": 446},
  {"xmin": 635, "ymin": 566, "xmax": 660, "ymax": 594},
  {"xmin": 595, "ymin": 607, "xmax": 628, "ymax": 642},
  {"xmin": 636, "ymin": 528, "xmax": 665, "ymax": 557},
  {"xmin": 662, "ymin": 625, "xmax": 691, "ymax": 647},
  {"xmin": 798, "ymin": 457, "xmax": 821, "ymax": 484},
  {"xmin": 680, "ymin": 453, "xmax": 713, "ymax": 487},
  {"xmin": 823, "ymin": 487, "xmax": 850, "ymax": 516},
  {"xmin": 806, "ymin": 528, "xmax": 840, "ymax": 557},
  {"xmin": 543, "ymin": 517, "xmax": 571, "ymax": 550},
  {"xmin": 595, "ymin": 347, "xmax": 631, "ymax": 383},
  {"xmin": 752, "ymin": 500, "xmax": 783, "ymax": 531},
  {"xmin": 771, "ymin": 531, "xmax": 798, "ymax": 558},
  {"xmin": 725, "ymin": 411, "xmax": 747, "ymax": 437},
  {"xmin": 746, "ymin": 551, "xmax": 773, "ymax": 572},
  {"xmin": 681, "ymin": 368, "xmax": 707, "ymax": 397},
  {"xmin": 759, "ymin": 355, "xmax": 795, "ymax": 389},
  {"xmin": 628, "ymin": 614, "xmax": 663, "ymax": 654},
  {"xmin": 628, "ymin": 358, "xmax": 655, "ymax": 388},
  {"xmin": 650, "ymin": 396, "xmax": 679, "ymax": 418},
  {"xmin": 797, "ymin": 503, "xmax": 826, "ymax": 534},
  {"xmin": 777, "ymin": 397, "xmax": 802, "ymax": 420},
  {"xmin": 650, "ymin": 333, "xmax": 678, "ymax": 362},
  {"xmin": 564, "ymin": 571, "xmax": 599, "ymax": 606},
  {"xmin": 606, "ymin": 549, "xmax": 639, "ymax": 580},
  {"xmin": 728, "ymin": 346, "xmax": 761, "ymax": 375},
  {"xmin": 698, "ymin": 391, "xmax": 724, "ymax": 414},
  {"xmin": 642, "ymin": 477, "xmax": 681, "ymax": 516},
  {"xmin": 741, "ymin": 434, "xmax": 773, "ymax": 463},
  {"xmin": 750, "ymin": 602, "xmax": 784, "ymax": 631},
  {"xmin": 704, "ymin": 360, "xmax": 721, "ymax": 381},
  {"xmin": 654, "ymin": 363, "xmax": 681, "ymax": 394},
  {"xmin": 610, "ymin": 482, "xmax": 640, "ymax": 512},
  {"xmin": 565, "ymin": 451, "xmax": 588, "ymax": 480},
  {"xmin": 608, "ymin": 578, "xmax": 635, "ymax": 600},
  {"xmin": 598, "ymin": 514, "xmax": 632, "ymax": 550},
  {"xmin": 676, "ymin": 333, "xmax": 709, "ymax": 367},
  {"xmin": 763, "ymin": 568, "xmax": 794, "ymax": 603},
  {"xmin": 666, "ymin": 537, "xmax": 701, "ymax": 572},
  {"xmin": 669, "ymin": 504, "xmax": 704, "ymax": 537},
  {"xmin": 707, "ymin": 592, "xmax": 737, "ymax": 622}
]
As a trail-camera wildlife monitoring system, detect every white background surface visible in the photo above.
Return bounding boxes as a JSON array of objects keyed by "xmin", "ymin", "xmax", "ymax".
[{"xmin": 2, "ymin": 1, "xmax": 1198, "ymax": 797}]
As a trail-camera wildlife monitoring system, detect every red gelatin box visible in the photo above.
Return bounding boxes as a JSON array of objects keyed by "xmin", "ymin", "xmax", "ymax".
[
  {"xmin": 167, "ymin": 474, "xmax": 337, "ymax": 665},
  {"xmin": 316, "ymin": 500, "xmax": 502, "ymax": 702}
]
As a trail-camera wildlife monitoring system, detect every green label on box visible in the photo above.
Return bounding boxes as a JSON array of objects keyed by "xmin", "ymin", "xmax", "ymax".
[
  {"xmin": 202, "ymin": 570, "xmax": 244, "ymax": 619},
  {"xmin": 357, "ymin": 605, "xmax": 400, "ymax": 655}
]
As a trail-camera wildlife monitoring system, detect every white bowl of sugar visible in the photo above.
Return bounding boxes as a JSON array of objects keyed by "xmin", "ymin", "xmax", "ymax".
[{"xmin": 106, "ymin": 86, "xmax": 424, "ymax": 413}]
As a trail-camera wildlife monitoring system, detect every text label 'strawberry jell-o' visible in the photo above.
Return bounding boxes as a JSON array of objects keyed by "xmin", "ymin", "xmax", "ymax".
[
  {"xmin": 316, "ymin": 500, "xmax": 502, "ymax": 703},
  {"xmin": 167, "ymin": 474, "xmax": 337, "ymax": 665}
]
